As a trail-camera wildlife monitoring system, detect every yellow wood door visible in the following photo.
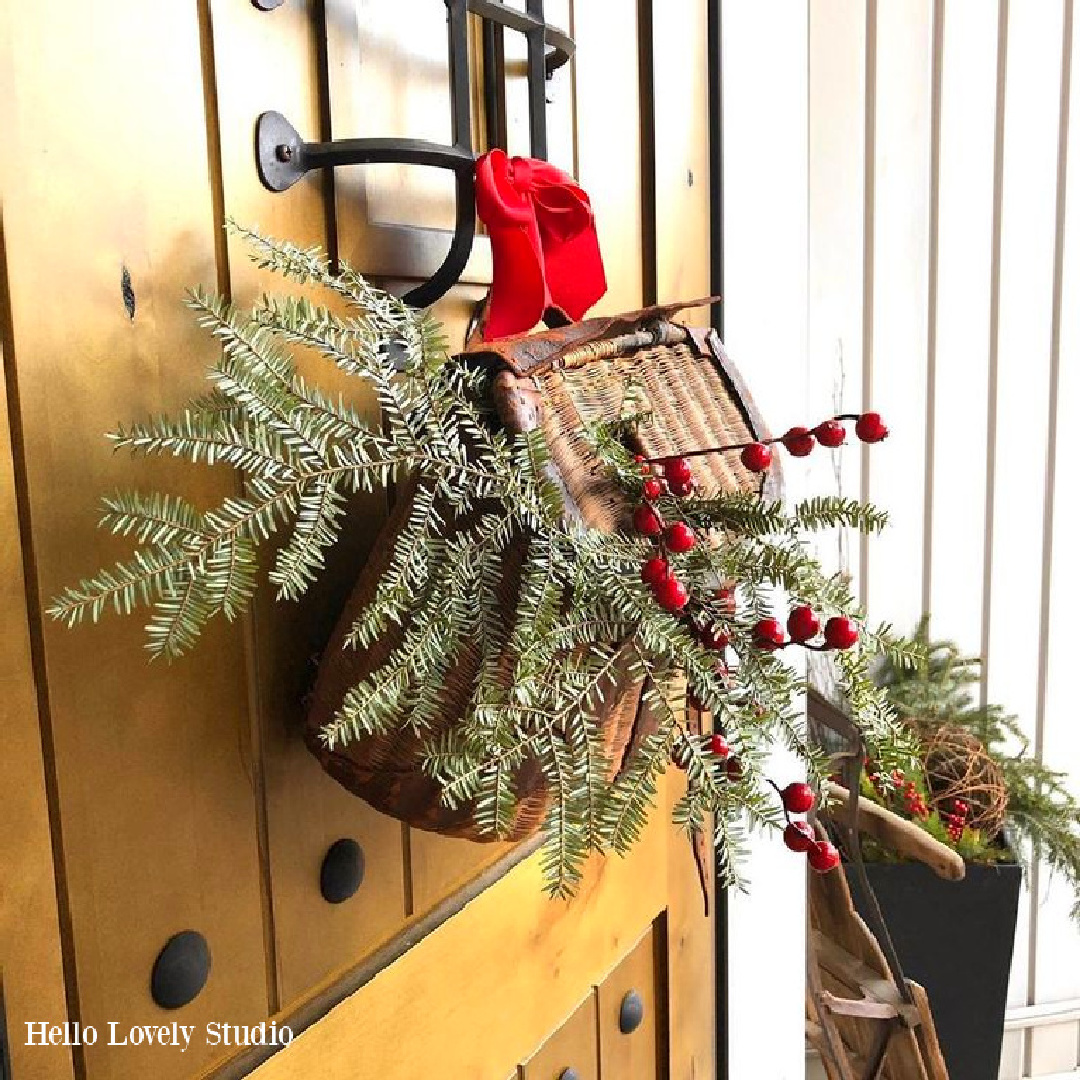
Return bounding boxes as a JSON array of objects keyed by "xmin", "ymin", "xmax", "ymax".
[{"xmin": 0, "ymin": 2, "xmax": 715, "ymax": 1078}]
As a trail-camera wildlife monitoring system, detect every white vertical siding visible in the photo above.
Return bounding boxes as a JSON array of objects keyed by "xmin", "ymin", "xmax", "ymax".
[{"xmin": 806, "ymin": 1, "xmax": 1080, "ymax": 1076}]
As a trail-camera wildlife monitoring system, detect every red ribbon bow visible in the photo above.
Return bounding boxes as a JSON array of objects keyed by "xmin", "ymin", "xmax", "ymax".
[{"xmin": 475, "ymin": 149, "xmax": 607, "ymax": 340}]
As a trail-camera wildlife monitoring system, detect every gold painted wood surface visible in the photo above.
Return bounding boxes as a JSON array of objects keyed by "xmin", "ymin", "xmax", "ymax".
[
  {"xmin": 519, "ymin": 993, "xmax": 600, "ymax": 1080},
  {"xmin": 208, "ymin": 0, "xmax": 409, "ymax": 1010},
  {"xmin": 0, "ymin": 1, "xmax": 718, "ymax": 1076},
  {"xmin": 1, "ymin": 4, "xmax": 271, "ymax": 1078},
  {"xmin": 596, "ymin": 927, "xmax": 659, "ymax": 1080},
  {"xmin": 0, "ymin": 333, "xmax": 74, "ymax": 1080},
  {"xmin": 246, "ymin": 776, "xmax": 670, "ymax": 1080}
]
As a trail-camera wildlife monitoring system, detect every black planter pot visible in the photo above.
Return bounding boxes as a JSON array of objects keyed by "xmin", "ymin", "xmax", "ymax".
[{"xmin": 846, "ymin": 859, "xmax": 1022, "ymax": 1080}]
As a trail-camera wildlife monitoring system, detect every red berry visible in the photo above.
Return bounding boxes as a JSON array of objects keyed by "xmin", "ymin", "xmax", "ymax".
[
  {"xmin": 663, "ymin": 457, "xmax": 693, "ymax": 487},
  {"xmin": 633, "ymin": 504, "xmax": 663, "ymax": 537},
  {"xmin": 823, "ymin": 616, "xmax": 859, "ymax": 650},
  {"xmin": 786, "ymin": 604, "xmax": 820, "ymax": 643},
  {"xmin": 716, "ymin": 586, "xmax": 737, "ymax": 614},
  {"xmin": 782, "ymin": 426, "xmax": 815, "ymax": 457},
  {"xmin": 700, "ymin": 625, "xmax": 730, "ymax": 651},
  {"xmin": 666, "ymin": 521, "xmax": 697, "ymax": 553},
  {"xmin": 809, "ymin": 839, "xmax": 841, "ymax": 873},
  {"xmin": 784, "ymin": 820, "xmax": 816, "ymax": 853},
  {"xmin": 781, "ymin": 782, "xmax": 816, "ymax": 814},
  {"xmin": 654, "ymin": 575, "xmax": 689, "ymax": 612},
  {"xmin": 641, "ymin": 557, "xmax": 669, "ymax": 587},
  {"xmin": 709, "ymin": 733, "xmax": 731, "ymax": 758},
  {"xmin": 740, "ymin": 442, "xmax": 773, "ymax": 473},
  {"xmin": 814, "ymin": 419, "xmax": 846, "ymax": 448},
  {"xmin": 669, "ymin": 477, "xmax": 695, "ymax": 498},
  {"xmin": 855, "ymin": 411, "xmax": 889, "ymax": 443},
  {"xmin": 726, "ymin": 756, "xmax": 744, "ymax": 780},
  {"xmin": 643, "ymin": 477, "xmax": 664, "ymax": 500},
  {"xmin": 751, "ymin": 617, "xmax": 786, "ymax": 650}
]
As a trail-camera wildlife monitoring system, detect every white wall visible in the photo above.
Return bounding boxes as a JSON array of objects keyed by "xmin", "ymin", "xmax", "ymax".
[
  {"xmin": 807, "ymin": 2, "xmax": 1080, "ymax": 1077},
  {"xmin": 721, "ymin": 4, "xmax": 809, "ymax": 1078}
]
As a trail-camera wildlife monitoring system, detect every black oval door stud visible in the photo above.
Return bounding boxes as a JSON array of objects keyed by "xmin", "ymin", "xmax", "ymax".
[
  {"xmin": 618, "ymin": 989, "xmax": 644, "ymax": 1034},
  {"xmin": 557, "ymin": 1069, "xmax": 580, "ymax": 1080},
  {"xmin": 320, "ymin": 838, "xmax": 365, "ymax": 904},
  {"xmin": 150, "ymin": 930, "xmax": 210, "ymax": 1010}
]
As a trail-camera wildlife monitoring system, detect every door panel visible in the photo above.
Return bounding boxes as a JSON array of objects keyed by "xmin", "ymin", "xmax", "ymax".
[
  {"xmin": 520, "ymin": 994, "xmax": 599, "ymax": 1080},
  {"xmin": 597, "ymin": 928, "xmax": 659, "ymax": 1080}
]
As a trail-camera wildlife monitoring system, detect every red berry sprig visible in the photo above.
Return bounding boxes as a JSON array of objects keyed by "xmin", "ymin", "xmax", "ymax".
[
  {"xmin": 942, "ymin": 798, "xmax": 969, "ymax": 843},
  {"xmin": 638, "ymin": 411, "xmax": 889, "ymax": 474},
  {"xmin": 767, "ymin": 777, "xmax": 838, "ymax": 874},
  {"xmin": 749, "ymin": 605, "xmax": 860, "ymax": 654},
  {"xmin": 808, "ymin": 840, "xmax": 841, "ymax": 873}
]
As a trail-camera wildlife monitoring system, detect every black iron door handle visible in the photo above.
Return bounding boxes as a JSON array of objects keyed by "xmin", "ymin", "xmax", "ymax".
[{"xmin": 253, "ymin": 0, "xmax": 575, "ymax": 308}]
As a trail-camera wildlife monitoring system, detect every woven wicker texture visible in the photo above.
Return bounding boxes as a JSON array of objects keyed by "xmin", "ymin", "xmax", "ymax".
[
  {"xmin": 304, "ymin": 318, "xmax": 766, "ymax": 842},
  {"xmin": 537, "ymin": 339, "xmax": 760, "ymax": 532}
]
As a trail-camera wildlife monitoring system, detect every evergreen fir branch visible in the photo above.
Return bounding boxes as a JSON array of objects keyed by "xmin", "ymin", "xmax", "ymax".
[
  {"xmin": 52, "ymin": 225, "xmax": 925, "ymax": 903},
  {"xmin": 345, "ymin": 484, "xmax": 441, "ymax": 649},
  {"xmin": 794, "ymin": 496, "xmax": 889, "ymax": 535},
  {"xmin": 112, "ymin": 411, "xmax": 302, "ymax": 480},
  {"xmin": 49, "ymin": 542, "xmax": 204, "ymax": 627},
  {"xmin": 99, "ymin": 491, "xmax": 206, "ymax": 548},
  {"xmin": 682, "ymin": 491, "xmax": 788, "ymax": 537},
  {"xmin": 145, "ymin": 563, "xmax": 216, "ymax": 661},
  {"xmin": 204, "ymin": 535, "xmax": 258, "ymax": 621},
  {"xmin": 269, "ymin": 476, "xmax": 347, "ymax": 601}
]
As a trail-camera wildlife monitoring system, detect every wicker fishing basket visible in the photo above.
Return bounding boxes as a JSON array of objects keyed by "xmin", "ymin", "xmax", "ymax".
[{"xmin": 305, "ymin": 299, "xmax": 776, "ymax": 842}]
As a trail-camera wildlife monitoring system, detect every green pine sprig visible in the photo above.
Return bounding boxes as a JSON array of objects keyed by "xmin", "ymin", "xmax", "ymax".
[{"xmin": 50, "ymin": 223, "xmax": 914, "ymax": 895}]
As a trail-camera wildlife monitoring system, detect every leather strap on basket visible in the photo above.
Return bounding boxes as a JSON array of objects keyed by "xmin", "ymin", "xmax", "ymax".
[{"xmin": 459, "ymin": 295, "xmax": 722, "ymax": 375}]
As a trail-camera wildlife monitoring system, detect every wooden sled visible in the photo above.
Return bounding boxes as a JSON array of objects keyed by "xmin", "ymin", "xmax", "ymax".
[{"xmin": 806, "ymin": 689, "xmax": 964, "ymax": 1080}]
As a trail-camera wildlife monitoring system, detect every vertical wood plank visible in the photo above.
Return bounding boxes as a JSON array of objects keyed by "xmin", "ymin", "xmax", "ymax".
[
  {"xmin": 0, "ymin": 333, "xmax": 74, "ymax": 1080},
  {"xmin": 927, "ymin": 0, "xmax": 999, "ymax": 655},
  {"xmin": 0, "ymin": 3, "xmax": 270, "ymax": 1077},
  {"xmin": 0, "ymin": 16, "xmax": 73, "ymax": 1080},
  {"xmin": 865, "ymin": 0, "xmax": 933, "ymax": 633},
  {"xmin": 208, "ymin": 0, "xmax": 410, "ymax": 1007},
  {"xmin": 808, "ymin": 1, "xmax": 867, "ymax": 586},
  {"xmin": 574, "ymin": 0, "xmax": 644, "ymax": 313},
  {"xmin": 520, "ymin": 993, "xmax": 599, "ymax": 1080},
  {"xmin": 984, "ymin": 0, "xmax": 1066, "ymax": 1035},
  {"xmin": 1032, "ymin": 1, "xmax": 1080, "ymax": 1069},
  {"xmin": 597, "ymin": 927, "xmax": 658, "ymax": 1080},
  {"xmin": 648, "ymin": 5, "xmax": 714, "ymax": 1075},
  {"xmin": 721, "ymin": 5, "xmax": 808, "ymax": 1079},
  {"xmin": 324, "ymin": 0, "xmax": 520, "ymax": 915},
  {"xmin": 650, "ymin": 0, "xmax": 710, "ymax": 323}
]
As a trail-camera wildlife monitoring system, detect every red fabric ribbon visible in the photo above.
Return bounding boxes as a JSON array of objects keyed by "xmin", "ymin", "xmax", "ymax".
[{"xmin": 475, "ymin": 149, "xmax": 607, "ymax": 340}]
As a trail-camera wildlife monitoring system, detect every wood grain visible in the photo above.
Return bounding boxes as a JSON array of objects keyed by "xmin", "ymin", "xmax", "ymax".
[
  {"xmin": 1, "ymin": 4, "xmax": 270, "ymax": 1077},
  {"xmin": 519, "ymin": 993, "xmax": 599, "ymax": 1080},
  {"xmin": 0, "ymin": 331, "xmax": 74, "ymax": 1080},
  {"xmin": 648, "ymin": 4, "xmax": 716, "ymax": 1073},
  {"xmin": 208, "ymin": 0, "xmax": 410, "ymax": 1009},
  {"xmin": 245, "ymin": 775, "xmax": 670, "ymax": 1080},
  {"xmin": 596, "ymin": 926, "xmax": 658, "ymax": 1080}
]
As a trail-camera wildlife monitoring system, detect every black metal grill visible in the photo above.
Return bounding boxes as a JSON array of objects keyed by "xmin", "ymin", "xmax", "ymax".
[{"xmin": 254, "ymin": 0, "xmax": 575, "ymax": 307}]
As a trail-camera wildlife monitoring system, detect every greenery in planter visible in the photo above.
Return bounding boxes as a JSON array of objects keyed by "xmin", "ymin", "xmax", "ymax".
[
  {"xmin": 867, "ymin": 620, "xmax": 1080, "ymax": 916},
  {"xmin": 49, "ymin": 224, "xmax": 921, "ymax": 896}
]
